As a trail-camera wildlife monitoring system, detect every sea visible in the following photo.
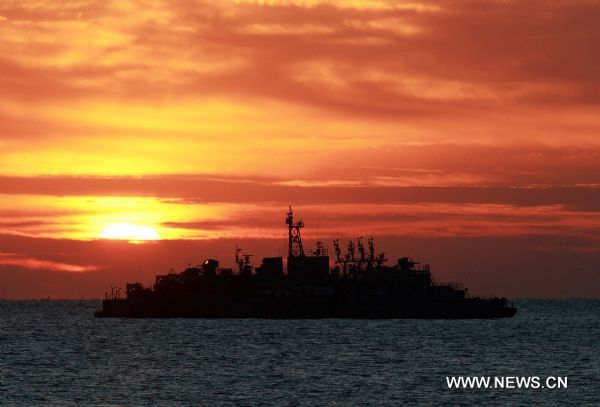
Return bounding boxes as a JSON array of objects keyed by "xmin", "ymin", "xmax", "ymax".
[{"xmin": 0, "ymin": 300, "xmax": 598, "ymax": 406}]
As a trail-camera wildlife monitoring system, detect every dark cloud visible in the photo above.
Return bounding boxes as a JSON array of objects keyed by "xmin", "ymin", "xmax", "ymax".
[
  {"xmin": 2, "ymin": 175, "xmax": 599, "ymax": 209},
  {"xmin": 2, "ymin": 142, "xmax": 599, "ymax": 211}
]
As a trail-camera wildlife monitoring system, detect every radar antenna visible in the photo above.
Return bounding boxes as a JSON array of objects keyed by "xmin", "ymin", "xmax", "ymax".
[
  {"xmin": 235, "ymin": 244, "xmax": 242, "ymax": 273},
  {"xmin": 286, "ymin": 206, "xmax": 305, "ymax": 258}
]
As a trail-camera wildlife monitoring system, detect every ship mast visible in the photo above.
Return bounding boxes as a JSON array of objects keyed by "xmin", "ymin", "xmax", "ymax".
[
  {"xmin": 286, "ymin": 206, "xmax": 305, "ymax": 258},
  {"xmin": 235, "ymin": 244, "xmax": 253, "ymax": 275},
  {"xmin": 235, "ymin": 244, "xmax": 243, "ymax": 273}
]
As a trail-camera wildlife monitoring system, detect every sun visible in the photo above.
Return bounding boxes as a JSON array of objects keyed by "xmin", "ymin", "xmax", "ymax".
[{"xmin": 100, "ymin": 222, "xmax": 160, "ymax": 241}]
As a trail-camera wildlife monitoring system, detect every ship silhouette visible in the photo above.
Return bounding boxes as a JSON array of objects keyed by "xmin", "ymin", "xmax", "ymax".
[{"xmin": 95, "ymin": 207, "xmax": 516, "ymax": 319}]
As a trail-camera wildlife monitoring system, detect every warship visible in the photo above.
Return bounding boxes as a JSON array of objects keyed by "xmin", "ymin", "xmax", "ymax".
[{"xmin": 95, "ymin": 207, "xmax": 516, "ymax": 319}]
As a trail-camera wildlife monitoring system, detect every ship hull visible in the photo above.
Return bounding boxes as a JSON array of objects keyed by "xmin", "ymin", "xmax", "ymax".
[{"xmin": 95, "ymin": 298, "xmax": 516, "ymax": 319}]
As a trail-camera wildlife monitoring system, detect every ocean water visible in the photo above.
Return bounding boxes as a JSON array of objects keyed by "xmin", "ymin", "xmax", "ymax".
[{"xmin": 0, "ymin": 300, "xmax": 599, "ymax": 406}]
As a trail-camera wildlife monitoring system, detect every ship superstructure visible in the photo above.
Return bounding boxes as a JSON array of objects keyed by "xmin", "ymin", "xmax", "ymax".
[{"xmin": 95, "ymin": 207, "xmax": 516, "ymax": 319}]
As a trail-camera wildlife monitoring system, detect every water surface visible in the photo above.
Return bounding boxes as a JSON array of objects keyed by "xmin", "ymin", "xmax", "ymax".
[{"xmin": 1, "ymin": 300, "xmax": 598, "ymax": 405}]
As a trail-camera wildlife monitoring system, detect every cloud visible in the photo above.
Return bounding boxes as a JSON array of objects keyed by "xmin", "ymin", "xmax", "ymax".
[
  {"xmin": 0, "ymin": 0, "xmax": 599, "ymax": 180},
  {"xmin": 2, "ymin": 142, "xmax": 600, "ymax": 203},
  {"xmin": 1, "ymin": 0, "xmax": 599, "ymax": 109},
  {"xmin": 1, "ymin": 187, "xmax": 599, "ymax": 241},
  {"xmin": 0, "ymin": 251, "xmax": 98, "ymax": 273}
]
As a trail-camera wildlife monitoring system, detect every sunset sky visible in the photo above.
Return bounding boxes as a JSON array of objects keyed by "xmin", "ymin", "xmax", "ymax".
[{"xmin": 1, "ymin": 0, "xmax": 599, "ymax": 298}]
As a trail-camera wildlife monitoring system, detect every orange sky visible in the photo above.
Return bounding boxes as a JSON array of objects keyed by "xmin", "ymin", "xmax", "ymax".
[{"xmin": 1, "ymin": 0, "xmax": 599, "ymax": 298}]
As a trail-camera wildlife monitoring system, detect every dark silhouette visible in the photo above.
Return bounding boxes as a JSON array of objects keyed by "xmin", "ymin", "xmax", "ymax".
[{"xmin": 95, "ymin": 207, "xmax": 516, "ymax": 319}]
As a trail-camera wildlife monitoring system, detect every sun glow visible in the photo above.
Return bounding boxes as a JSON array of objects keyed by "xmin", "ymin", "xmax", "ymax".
[{"xmin": 100, "ymin": 222, "xmax": 160, "ymax": 241}]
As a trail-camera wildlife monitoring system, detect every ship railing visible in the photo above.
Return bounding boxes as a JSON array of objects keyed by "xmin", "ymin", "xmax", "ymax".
[
  {"xmin": 465, "ymin": 294, "xmax": 509, "ymax": 303},
  {"xmin": 434, "ymin": 282, "xmax": 465, "ymax": 291},
  {"xmin": 309, "ymin": 246, "xmax": 329, "ymax": 256}
]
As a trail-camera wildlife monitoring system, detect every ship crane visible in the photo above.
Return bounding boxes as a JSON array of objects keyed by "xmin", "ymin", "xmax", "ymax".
[
  {"xmin": 333, "ymin": 239, "xmax": 342, "ymax": 262},
  {"xmin": 357, "ymin": 236, "xmax": 366, "ymax": 271},
  {"xmin": 367, "ymin": 237, "xmax": 376, "ymax": 271},
  {"xmin": 333, "ymin": 238, "xmax": 347, "ymax": 276},
  {"xmin": 347, "ymin": 240, "xmax": 355, "ymax": 262},
  {"xmin": 357, "ymin": 237, "xmax": 366, "ymax": 262},
  {"xmin": 346, "ymin": 240, "xmax": 357, "ymax": 275}
]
